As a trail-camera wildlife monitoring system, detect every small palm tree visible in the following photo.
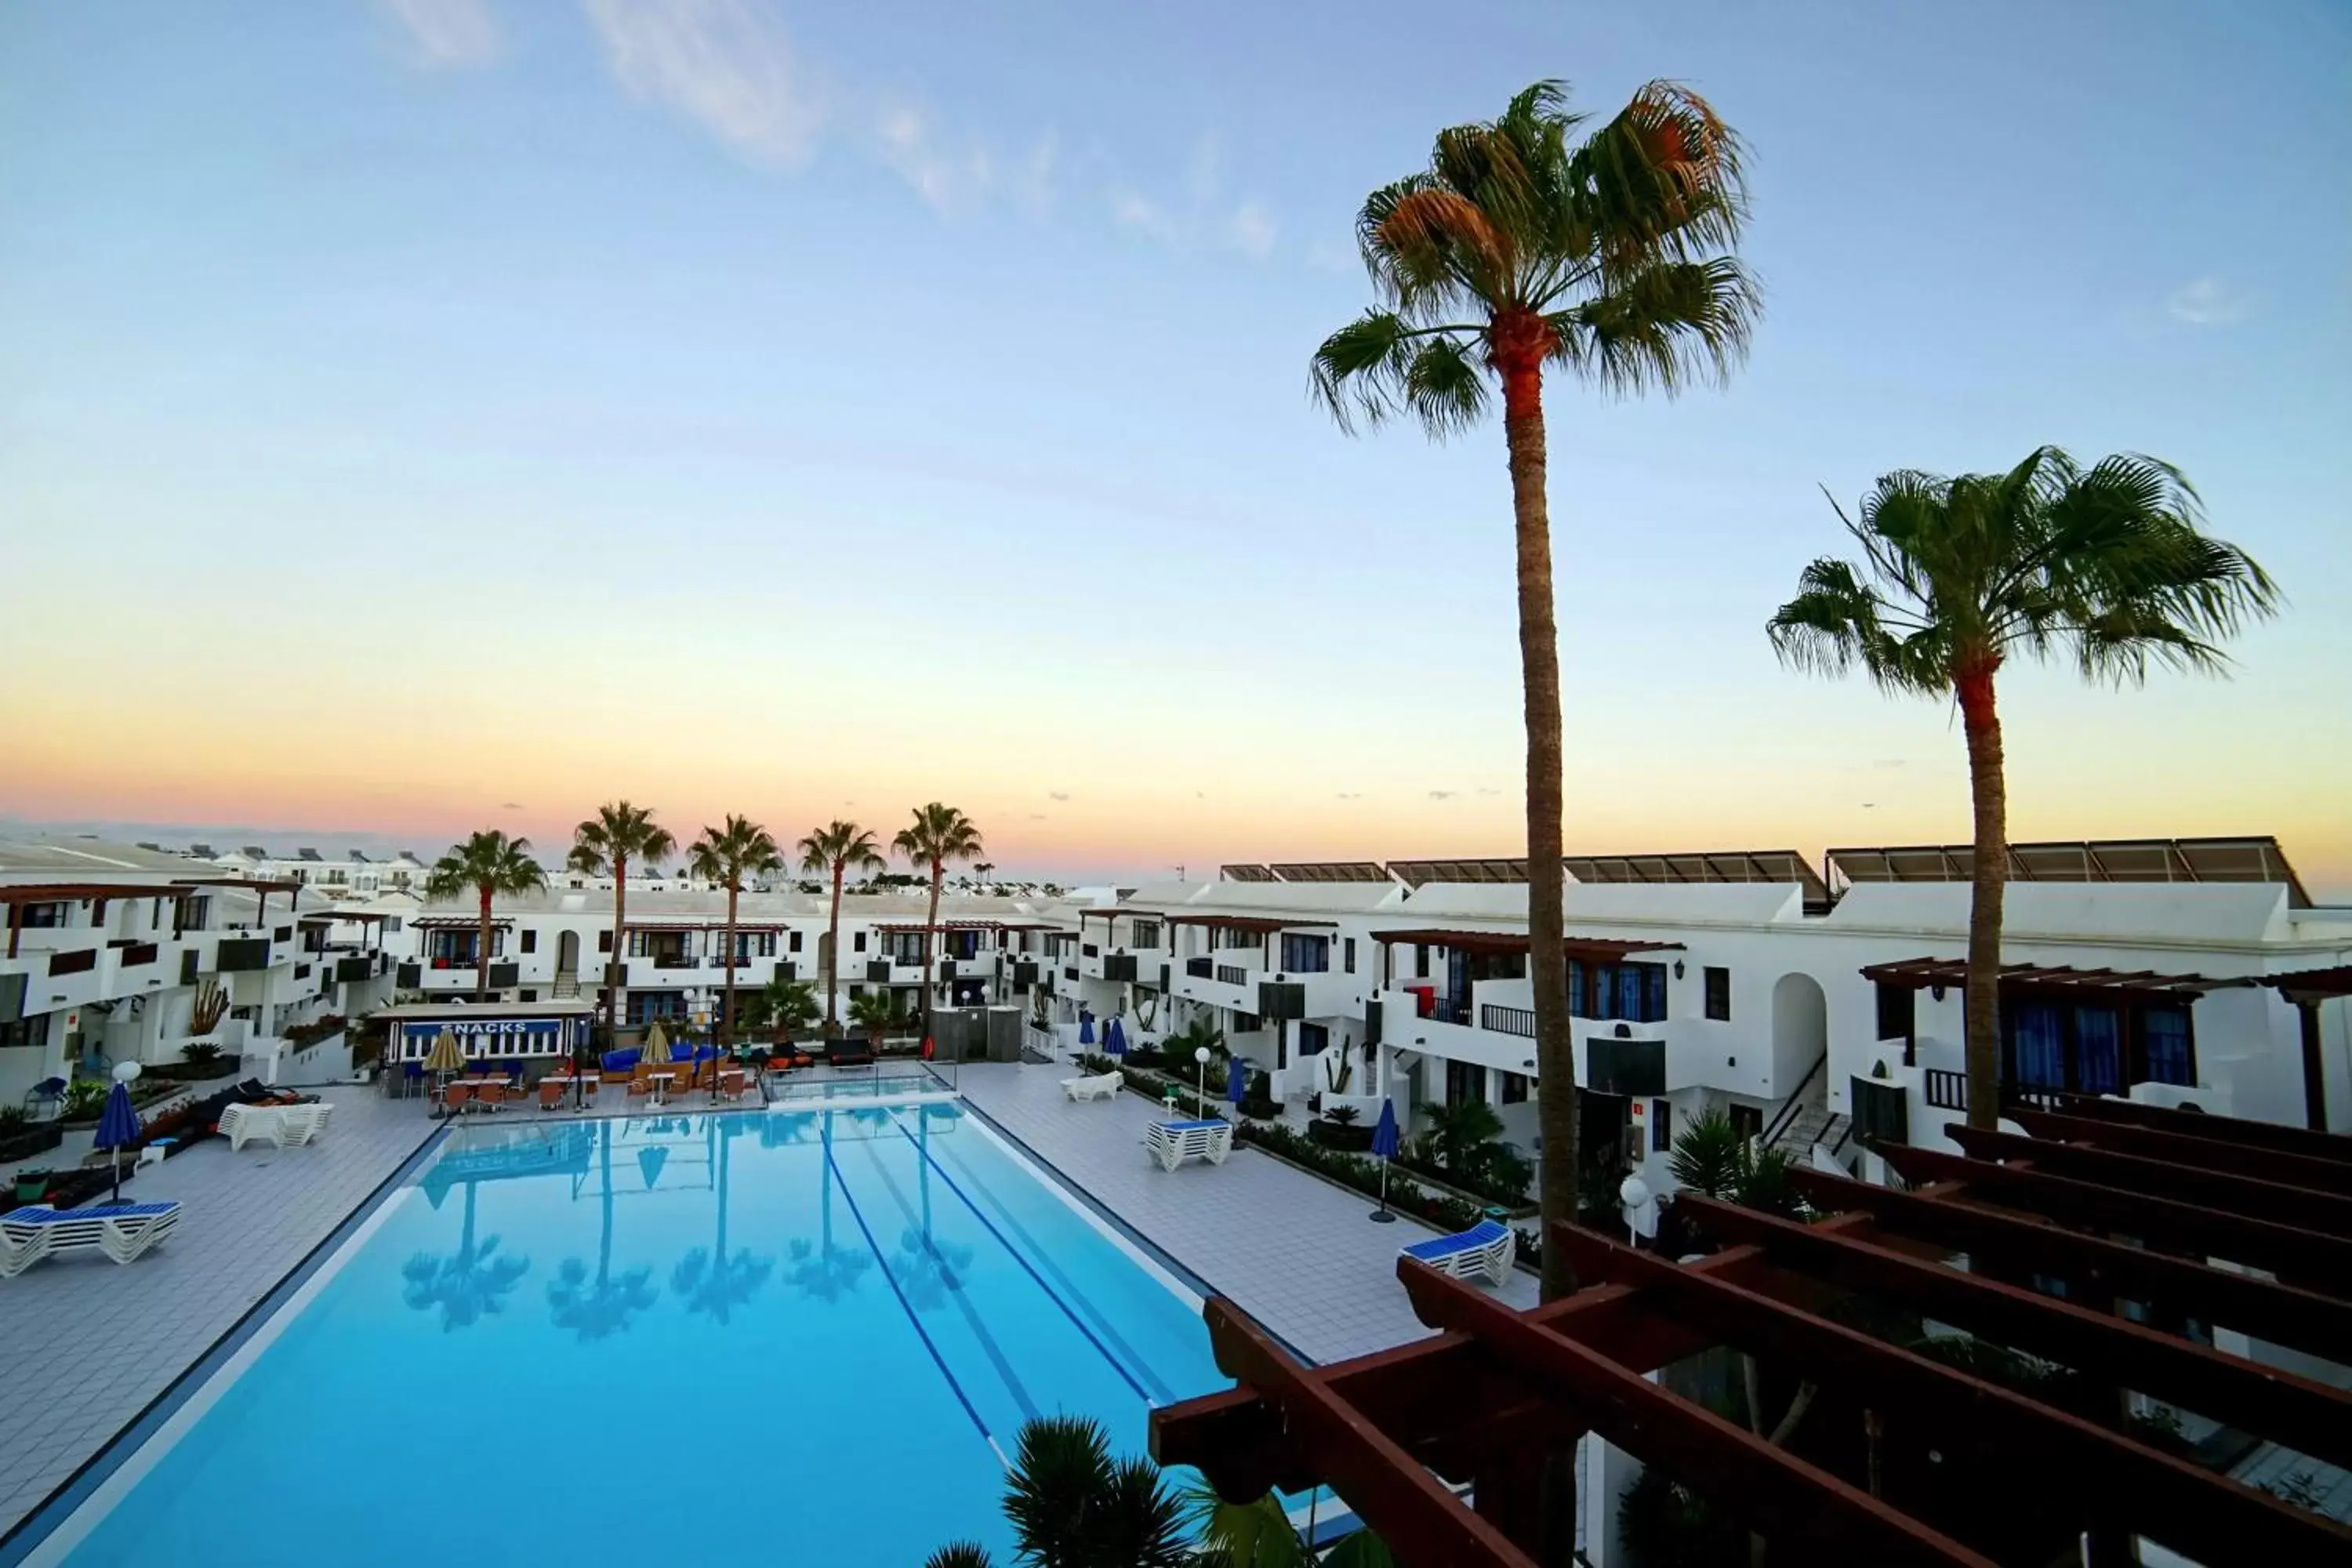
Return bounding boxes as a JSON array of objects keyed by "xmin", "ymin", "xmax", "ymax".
[
  {"xmin": 847, "ymin": 988, "xmax": 898, "ymax": 1053},
  {"xmin": 686, "ymin": 815, "xmax": 784, "ymax": 1052},
  {"xmin": 894, "ymin": 803, "xmax": 985, "ymax": 1031},
  {"xmin": 764, "ymin": 976, "xmax": 820, "ymax": 1043},
  {"xmin": 1421, "ymin": 1094, "xmax": 1505, "ymax": 1179},
  {"xmin": 797, "ymin": 820, "xmax": 886, "ymax": 1036},
  {"xmin": 1313, "ymin": 80, "xmax": 1757, "ymax": 1301},
  {"xmin": 568, "ymin": 802, "xmax": 674, "ymax": 1044},
  {"xmin": 1000, "ymin": 1416, "xmax": 1188, "ymax": 1568},
  {"xmin": 423, "ymin": 830, "xmax": 547, "ymax": 1002},
  {"xmin": 1769, "ymin": 448, "xmax": 2277, "ymax": 1128}
]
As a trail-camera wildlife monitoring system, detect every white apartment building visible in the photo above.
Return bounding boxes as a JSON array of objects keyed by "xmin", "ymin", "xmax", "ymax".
[
  {"xmin": 1051, "ymin": 836, "xmax": 2352, "ymax": 1199},
  {"xmin": 376, "ymin": 884, "xmax": 1080, "ymax": 1033},
  {"xmin": 202, "ymin": 844, "xmax": 430, "ymax": 902},
  {"xmin": 2, "ymin": 837, "xmax": 399, "ymax": 1105}
]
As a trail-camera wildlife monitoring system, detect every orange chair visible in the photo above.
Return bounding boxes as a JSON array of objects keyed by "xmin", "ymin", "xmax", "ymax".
[
  {"xmin": 538, "ymin": 1078, "xmax": 566, "ymax": 1110},
  {"xmin": 442, "ymin": 1082, "xmax": 475, "ymax": 1116}
]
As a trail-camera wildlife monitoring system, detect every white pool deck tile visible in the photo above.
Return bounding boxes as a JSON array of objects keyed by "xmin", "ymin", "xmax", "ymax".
[
  {"xmin": 0, "ymin": 1063, "xmax": 1534, "ymax": 1546},
  {"xmin": 0, "ymin": 1089, "xmax": 437, "ymax": 1540},
  {"xmin": 953, "ymin": 1061, "xmax": 1539, "ymax": 1364}
]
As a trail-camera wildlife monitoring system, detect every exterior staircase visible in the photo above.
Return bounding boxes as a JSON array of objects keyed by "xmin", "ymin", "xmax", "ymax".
[
  {"xmin": 551, "ymin": 973, "xmax": 582, "ymax": 1000},
  {"xmin": 1766, "ymin": 1102, "xmax": 1853, "ymax": 1166}
]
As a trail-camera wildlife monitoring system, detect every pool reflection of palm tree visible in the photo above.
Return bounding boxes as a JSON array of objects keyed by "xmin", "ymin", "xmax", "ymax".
[
  {"xmin": 673, "ymin": 1118, "xmax": 772, "ymax": 1327},
  {"xmin": 548, "ymin": 1124, "xmax": 659, "ymax": 1341},
  {"xmin": 403, "ymin": 1183, "xmax": 530, "ymax": 1331},
  {"xmin": 787, "ymin": 1114, "xmax": 872, "ymax": 1305},
  {"xmin": 889, "ymin": 1109, "xmax": 971, "ymax": 1313}
]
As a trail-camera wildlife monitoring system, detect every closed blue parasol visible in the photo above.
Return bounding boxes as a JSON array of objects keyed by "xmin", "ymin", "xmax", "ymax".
[
  {"xmin": 95, "ymin": 1076, "xmax": 142, "ymax": 1203},
  {"xmin": 1369, "ymin": 1098, "xmax": 1400, "ymax": 1223},
  {"xmin": 1227, "ymin": 1055, "xmax": 1248, "ymax": 1107},
  {"xmin": 1105, "ymin": 1018, "xmax": 1127, "ymax": 1057},
  {"xmin": 1078, "ymin": 1011, "xmax": 1095, "ymax": 1046}
]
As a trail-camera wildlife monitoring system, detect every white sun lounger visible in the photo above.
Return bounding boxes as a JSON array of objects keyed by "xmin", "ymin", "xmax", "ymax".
[
  {"xmin": 1143, "ymin": 1117, "xmax": 1232, "ymax": 1172},
  {"xmin": 1, "ymin": 1202, "xmax": 183, "ymax": 1277},
  {"xmin": 1399, "ymin": 1218, "xmax": 1514, "ymax": 1287},
  {"xmin": 1062, "ymin": 1071, "xmax": 1123, "ymax": 1103},
  {"xmin": 277, "ymin": 1102, "xmax": 333, "ymax": 1146}
]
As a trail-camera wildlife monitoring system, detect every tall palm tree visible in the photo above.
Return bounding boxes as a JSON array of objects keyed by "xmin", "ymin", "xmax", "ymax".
[
  {"xmin": 1312, "ymin": 80, "xmax": 1756, "ymax": 1301},
  {"xmin": 687, "ymin": 815, "xmax": 783, "ymax": 1053},
  {"xmin": 424, "ymin": 829, "xmax": 548, "ymax": 1002},
  {"xmin": 568, "ymin": 801, "xmax": 674, "ymax": 1046},
  {"xmin": 1769, "ymin": 448, "xmax": 2277, "ymax": 1129},
  {"xmin": 798, "ymin": 820, "xmax": 887, "ymax": 1036},
  {"xmin": 893, "ymin": 803, "xmax": 984, "ymax": 1034}
]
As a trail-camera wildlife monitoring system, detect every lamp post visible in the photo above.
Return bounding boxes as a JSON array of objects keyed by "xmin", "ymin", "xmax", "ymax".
[{"xmin": 1194, "ymin": 1044, "xmax": 1210, "ymax": 1114}]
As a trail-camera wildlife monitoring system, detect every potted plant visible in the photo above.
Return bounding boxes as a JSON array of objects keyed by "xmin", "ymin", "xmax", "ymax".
[{"xmin": 13, "ymin": 1167, "xmax": 55, "ymax": 1204}]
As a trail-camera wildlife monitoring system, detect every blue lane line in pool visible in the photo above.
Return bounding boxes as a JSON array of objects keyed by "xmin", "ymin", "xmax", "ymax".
[
  {"xmin": 851, "ymin": 1132, "xmax": 1040, "ymax": 1427},
  {"xmin": 822, "ymin": 1125, "xmax": 1004, "ymax": 1466},
  {"xmin": 930, "ymin": 1132, "xmax": 1177, "ymax": 1407},
  {"xmin": 898, "ymin": 1115, "xmax": 1163, "ymax": 1406}
]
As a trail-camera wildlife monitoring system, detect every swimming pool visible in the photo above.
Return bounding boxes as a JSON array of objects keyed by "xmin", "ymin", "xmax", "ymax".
[{"xmin": 27, "ymin": 1104, "xmax": 1230, "ymax": 1566}]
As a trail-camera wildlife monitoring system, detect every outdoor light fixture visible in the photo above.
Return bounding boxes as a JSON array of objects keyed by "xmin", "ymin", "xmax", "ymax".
[
  {"xmin": 1673, "ymin": 960, "xmax": 1685, "ymax": 979},
  {"xmin": 1931, "ymin": 984, "xmax": 1947, "ymax": 1000}
]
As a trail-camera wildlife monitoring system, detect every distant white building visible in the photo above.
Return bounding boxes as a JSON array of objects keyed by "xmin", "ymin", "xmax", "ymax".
[
  {"xmin": 205, "ymin": 845, "xmax": 427, "ymax": 901},
  {"xmin": 1, "ymin": 836, "xmax": 399, "ymax": 1105}
]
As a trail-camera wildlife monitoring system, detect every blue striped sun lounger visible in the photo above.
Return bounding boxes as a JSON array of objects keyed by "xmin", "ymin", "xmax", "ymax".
[
  {"xmin": 1400, "ymin": 1218, "xmax": 1513, "ymax": 1287},
  {"xmin": 1143, "ymin": 1118, "xmax": 1233, "ymax": 1172}
]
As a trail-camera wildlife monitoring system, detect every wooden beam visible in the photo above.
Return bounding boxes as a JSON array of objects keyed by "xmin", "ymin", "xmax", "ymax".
[
  {"xmin": 2044, "ymin": 1093, "xmax": 2352, "ymax": 1161},
  {"xmin": 1678, "ymin": 1195, "xmax": 2352, "ymax": 1470},
  {"xmin": 1874, "ymin": 1142, "xmax": 2352, "ymax": 1295},
  {"xmin": 1788, "ymin": 1167, "xmax": 2352, "ymax": 1363},
  {"xmin": 2006, "ymin": 1106, "xmax": 2352, "ymax": 1194},
  {"xmin": 1180, "ymin": 1298, "xmax": 1537, "ymax": 1568},
  {"xmin": 1399, "ymin": 1256, "xmax": 1992, "ymax": 1567},
  {"xmin": 1944, "ymin": 1123, "xmax": 2352, "ymax": 1240},
  {"xmin": 1548, "ymin": 1226, "xmax": 2349, "ymax": 1567}
]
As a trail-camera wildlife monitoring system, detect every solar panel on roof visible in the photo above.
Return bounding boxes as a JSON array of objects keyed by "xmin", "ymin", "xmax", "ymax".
[
  {"xmin": 1824, "ymin": 836, "xmax": 2309, "ymax": 908},
  {"xmin": 1219, "ymin": 864, "xmax": 1276, "ymax": 882},
  {"xmin": 1268, "ymin": 862, "xmax": 1391, "ymax": 883}
]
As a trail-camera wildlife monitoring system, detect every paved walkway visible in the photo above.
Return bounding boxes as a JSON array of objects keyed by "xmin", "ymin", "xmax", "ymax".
[
  {"xmin": 0, "ymin": 1088, "xmax": 437, "ymax": 1540},
  {"xmin": 956, "ymin": 1061, "xmax": 1537, "ymax": 1366}
]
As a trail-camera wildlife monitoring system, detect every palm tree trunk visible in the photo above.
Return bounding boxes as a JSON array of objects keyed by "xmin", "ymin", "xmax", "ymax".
[
  {"xmin": 923, "ymin": 859, "xmax": 943, "ymax": 1043},
  {"xmin": 1957, "ymin": 659, "xmax": 2007, "ymax": 1131},
  {"xmin": 1497, "ymin": 314, "xmax": 1580, "ymax": 1568},
  {"xmin": 476, "ymin": 886, "xmax": 492, "ymax": 1003},
  {"xmin": 721, "ymin": 884, "xmax": 739, "ymax": 1055},
  {"xmin": 826, "ymin": 862, "xmax": 844, "ymax": 1036},
  {"xmin": 609, "ymin": 856, "xmax": 630, "ymax": 1047},
  {"xmin": 1493, "ymin": 321, "xmax": 1575, "ymax": 1301}
]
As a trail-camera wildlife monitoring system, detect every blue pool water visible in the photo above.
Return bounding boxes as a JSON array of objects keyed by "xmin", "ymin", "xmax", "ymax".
[{"xmin": 43, "ymin": 1105, "xmax": 1230, "ymax": 1566}]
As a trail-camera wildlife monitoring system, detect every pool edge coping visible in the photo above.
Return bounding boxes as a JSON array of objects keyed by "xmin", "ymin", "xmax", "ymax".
[{"xmin": 0, "ymin": 1117, "xmax": 452, "ymax": 1567}]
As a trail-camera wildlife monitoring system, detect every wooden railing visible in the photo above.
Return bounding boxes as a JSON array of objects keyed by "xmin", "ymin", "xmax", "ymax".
[
  {"xmin": 1216, "ymin": 965, "xmax": 1249, "ymax": 987},
  {"xmin": 48, "ymin": 948, "xmax": 96, "ymax": 976},
  {"xmin": 121, "ymin": 942, "xmax": 158, "ymax": 967},
  {"xmin": 1923, "ymin": 1069, "xmax": 1967, "ymax": 1111},
  {"xmin": 1185, "ymin": 956, "xmax": 1213, "ymax": 979}
]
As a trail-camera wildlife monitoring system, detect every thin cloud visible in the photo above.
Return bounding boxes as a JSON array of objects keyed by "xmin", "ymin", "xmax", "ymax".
[
  {"xmin": 1474, "ymin": 787, "xmax": 1501, "ymax": 797},
  {"xmin": 2167, "ymin": 277, "xmax": 2249, "ymax": 327},
  {"xmin": 500, "ymin": 801, "xmax": 524, "ymax": 810},
  {"xmin": 1336, "ymin": 792, "xmax": 1361, "ymax": 800},
  {"xmin": 1047, "ymin": 791, "xmax": 1071, "ymax": 802},
  {"xmin": 379, "ymin": 0, "xmax": 501, "ymax": 67},
  {"xmin": 1027, "ymin": 813, "xmax": 1047, "ymax": 821},
  {"xmin": 581, "ymin": 0, "xmax": 823, "ymax": 169},
  {"xmin": 1428, "ymin": 790, "xmax": 1458, "ymax": 801},
  {"xmin": 1226, "ymin": 201, "xmax": 1276, "ymax": 260}
]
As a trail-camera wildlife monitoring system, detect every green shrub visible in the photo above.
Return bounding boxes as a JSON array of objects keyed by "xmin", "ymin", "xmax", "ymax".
[{"xmin": 181, "ymin": 1040, "xmax": 226, "ymax": 1069}]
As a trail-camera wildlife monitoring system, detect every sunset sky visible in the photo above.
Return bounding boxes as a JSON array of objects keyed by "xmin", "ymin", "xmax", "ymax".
[{"xmin": 3, "ymin": 2, "xmax": 2347, "ymax": 895}]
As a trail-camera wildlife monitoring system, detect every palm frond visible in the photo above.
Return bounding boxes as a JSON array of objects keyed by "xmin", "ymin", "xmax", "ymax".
[
  {"xmin": 1550, "ymin": 255, "xmax": 1757, "ymax": 396},
  {"xmin": 1569, "ymin": 79, "xmax": 1751, "ymax": 268}
]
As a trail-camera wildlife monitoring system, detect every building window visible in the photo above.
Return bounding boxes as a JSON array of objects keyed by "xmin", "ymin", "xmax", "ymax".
[
  {"xmin": 519, "ymin": 989, "xmax": 537, "ymax": 1003},
  {"xmin": 2142, "ymin": 1007, "xmax": 2194, "ymax": 1086},
  {"xmin": 1233, "ymin": 1012, "xmax": 1261, "ymax": 1033},
  {"xmin": 0, "ymin": 1014, "xmax": 49, "ymax": 1051},
  {"xmin": 1446, "ymin": 1058, "xmax": 1488, "ymax": 1107},
  {"xmin": 1343, "ymin": 938, "xmax": 1356, "ymax": 975},
  {"xmin": 1569, "ymin": 963, "xmax": 1586, "ymax": 1018},
  {"xmin": 853, "ymin": 931, "xmax": 869, "ymax": 953},
  {"xmin": 1297, "ymin": 1021, "xmax": 1330, "ymax": 1055},
  {"xmin": 1651, "ymin": 1098, "xmax": 1672, "ymax": 1152},
  {"xmin": 1279, "ymin": 933, "xmax": 1329, "ymax": 974},
  {"xmin": 1609, "ymin": 963, "xmax": 1669, "ymax": 1023},
  {"xmin": 1131, "ymin": 920, "xmax": 1161, "ymax": 949},
  {"xmin": 1704, "ymin": 967, "xmax": 1730, "ymax": 1022},
  {"xmin": 597, "ymin": 929, "xmax": 612, "ymax": 952},
  {"xmin": 789, "ymin": 930, "xmax": 803, "ymax": 953},
  {"xmin": 1728, "ymin": 1102, "xmax": 1763, "ymax": 1142},
  {"xmin": 1500, "ymin": 1071, "xmax": 1529, "ymax": 1105},
  {"xmin": 1875, "ymin": 982, "xmax": 1916, "ymax": 1044},
  {"xmin": 20, "ymin": 902, "xmax": 70, "ymax": 928},
  {"xmin": 1414, "ymin": 943, "xmax": 1429, "ymax": 979},
  {"xmin": 521, "ymin": 929, "xmax": 538, "ymax": 954}
]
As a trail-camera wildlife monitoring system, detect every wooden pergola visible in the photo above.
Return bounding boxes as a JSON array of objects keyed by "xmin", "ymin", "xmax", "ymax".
[{"xmin": 1151, "ymin": 1098, "xmax": 2352, "ymax": 1566}]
